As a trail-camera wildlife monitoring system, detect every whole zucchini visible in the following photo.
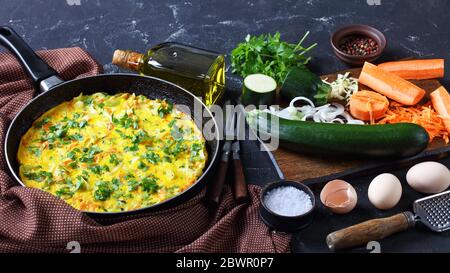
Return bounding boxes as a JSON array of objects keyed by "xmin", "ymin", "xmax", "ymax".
[{"xmin": 246, "ymin": 111, "xmax": 429, "ymax": 157}]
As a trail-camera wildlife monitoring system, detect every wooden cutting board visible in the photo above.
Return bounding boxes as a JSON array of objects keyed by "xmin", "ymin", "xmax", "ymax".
[{"xmin": 273, "ymin": 67, "xmax": 447, "ymax": 182}]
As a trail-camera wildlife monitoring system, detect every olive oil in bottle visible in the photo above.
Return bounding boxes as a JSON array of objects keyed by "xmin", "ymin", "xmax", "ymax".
[{"xmin": 112, "ymin": 42, "xmax": 225, "ymax": 105}]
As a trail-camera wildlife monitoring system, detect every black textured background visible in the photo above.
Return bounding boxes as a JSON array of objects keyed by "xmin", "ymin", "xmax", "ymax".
[
  {"xmin": 1, "ymin": 0, "xmax": 450, "ymax": 253},
  {"xmin": 2, "ymin": 0, "xmax": 450, "ymax": 87}
]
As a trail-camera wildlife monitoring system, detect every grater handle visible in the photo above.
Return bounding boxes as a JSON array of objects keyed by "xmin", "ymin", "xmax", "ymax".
[{"xmin": 326, "ymin": 212, "xmax": 415, "ymax": 251}]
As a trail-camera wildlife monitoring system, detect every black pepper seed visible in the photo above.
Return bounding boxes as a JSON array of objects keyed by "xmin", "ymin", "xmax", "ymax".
[{"xmin": 339, "ymin": 35, "xmax": 379, "ymax": 56}]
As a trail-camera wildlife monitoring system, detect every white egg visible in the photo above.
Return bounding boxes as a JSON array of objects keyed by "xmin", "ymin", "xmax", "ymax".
[
  {"xmin": 406, "ymin": 161, "xmax": 450, "ymax": 194},
  {"xmin": 368, "ymin": 173, "xmax": 402, "ymax": 210}
]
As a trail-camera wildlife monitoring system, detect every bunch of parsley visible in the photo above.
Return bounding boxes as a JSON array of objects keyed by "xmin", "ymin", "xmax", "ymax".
[{"xmin": 231, "ymin": 31, "xmax": 317, "ymax": 85}]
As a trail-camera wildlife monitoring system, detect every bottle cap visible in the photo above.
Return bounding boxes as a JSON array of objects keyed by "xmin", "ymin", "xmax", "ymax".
[{"xmin": 112, "ymin": 50, "xmax": 143, "ymax": 71}]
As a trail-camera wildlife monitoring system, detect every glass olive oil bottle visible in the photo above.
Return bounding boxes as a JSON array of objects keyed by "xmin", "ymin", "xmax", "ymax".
[{"xmin": 112, "ymin": 42, "xmax": 225, "ymax": 105}]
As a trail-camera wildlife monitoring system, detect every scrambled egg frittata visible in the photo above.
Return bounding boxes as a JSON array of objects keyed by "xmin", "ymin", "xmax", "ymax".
[{"xmin": 17, "ymin": 92, "xmax": 207, "ymax": 212}]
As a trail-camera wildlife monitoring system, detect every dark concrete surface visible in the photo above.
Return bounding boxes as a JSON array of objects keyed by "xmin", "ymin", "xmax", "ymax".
[
  {"xmin": 1, "ymin": 0, "xmax": 450, "ymax": 253},
  {"xmin": 2, "ymin": 0, "xmax": 449, "ymax": 87}
]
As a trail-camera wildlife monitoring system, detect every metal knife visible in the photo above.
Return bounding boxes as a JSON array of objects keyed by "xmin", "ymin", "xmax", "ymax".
[
  {"xmin": 204, "ymin": 100, "xmax": 235, "ymax": 206},
  {"xmin": 235, "ymin": 101, "xmax": 285, "ymax": 186},
  {"xmin": 231, "ymin": 103, "xmax": 249, "ymax": 204}
]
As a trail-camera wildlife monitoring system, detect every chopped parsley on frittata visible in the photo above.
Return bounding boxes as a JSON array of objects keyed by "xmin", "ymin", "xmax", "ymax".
[{"xmin": 17, "ymin": 93, "xmax": 207, "ymax": 212}]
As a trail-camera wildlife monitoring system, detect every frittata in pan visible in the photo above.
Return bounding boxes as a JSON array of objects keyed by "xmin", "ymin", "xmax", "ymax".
[{"xmin": 17, "ymin": 92, "xmax": 207, "ymax": 212}]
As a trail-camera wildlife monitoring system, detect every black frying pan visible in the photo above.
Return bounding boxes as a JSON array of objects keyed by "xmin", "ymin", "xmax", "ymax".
[{"xmin": 0, "ymin": 26, "xmax": 220, "ymax": 217}]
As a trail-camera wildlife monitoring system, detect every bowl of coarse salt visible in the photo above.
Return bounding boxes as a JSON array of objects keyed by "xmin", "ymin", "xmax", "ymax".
[{"xmin": 260, "ymin": 180, "xmax": 315, "ymax": 233}]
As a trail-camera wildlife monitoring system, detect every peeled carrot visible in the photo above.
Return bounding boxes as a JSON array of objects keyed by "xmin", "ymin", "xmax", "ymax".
[
  {"xmin": 378, "ymin": 59, "xmax": 444, "ymax": 80},
  {"xmin": 430, "ymin": 86, "xmax": 450, "ymax": 134},
  {"xmin": 359, "ymin": 62, "xmax": 426, "ymax": 105},
  {"xmin": 349, "ymin": 90, "xmax": 389, "ymax": 122}
]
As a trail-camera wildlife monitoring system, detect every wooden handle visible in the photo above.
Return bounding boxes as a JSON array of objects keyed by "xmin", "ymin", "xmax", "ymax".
[
  {"xmin": 326, "ymin": 212, "xmax": 415, "ymax": 251},
  {"xmin": 233, "ymin": 158, "xmax": 249, "ymax": 204},
  {"xmin": 204, "ymin": 161, "xmax": 229, "ymax": 206}
]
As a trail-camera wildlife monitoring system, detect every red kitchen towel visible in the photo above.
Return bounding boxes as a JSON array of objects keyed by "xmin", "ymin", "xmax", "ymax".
[{"xmin": 0, "ymin": 47, "xmax": 291, "ymax": 253}]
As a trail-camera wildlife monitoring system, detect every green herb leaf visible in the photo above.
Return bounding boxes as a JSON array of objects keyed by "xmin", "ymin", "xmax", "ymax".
[
  {"xmin": 27, "ymin": 146, "xmax": 42, "ymax": 157},
  {"xmin": 112, "ymin": 114, "xmax": 137, "ymax": 129},
  {"xmin": 158, "ymin": 100, "xmax": 173, "ymax": 117},
  {"xmin": 163, "ymin": 139, "xmax": 187, "ymax": 157},
  {"xmin": 78, "ymin": 120, "xmax": 88, "ymax": 128},
  {"xmin": 231, "ymin": 31, "xmax": 316, "ymax": 85},
  {"xmin": 313, "ymin": 83, "xmax": 332, "ymax": 106},
  {"xmin": 190, "ymin": 142, "xmax": 203, "ymax": 161},
  {"xmin": 124, "ymin": 173, "xmax": 135, "ymax": 180},
  {"xmin": 111, "ymin": 178, "xmax": 121, "ymax": 191},
  {"xmin": 23, "ymin": 170, "xmax": 53, "ymax": 183},
  {"xmin": 94, "ymin": 181, "xmax": 113, "ymax": 201},
  {"xmin": 109, "ymin": 154, "xmax": 120, "ymax": 166},
  {"xmin": 143, "ymin": 151, "xmax": 160, "ymax": 164},
  {"xmin": 34, "ymin": 117, "xmax": 50, "ymax": 128},
  {"xmin": 127, "ymin": 179, "xmax": 139, "ymax": 191},
  {"xmin": 137, "ymin": 161, "xmax": 148, "ymax": 170},
  {"xmin": 55, "ymin": 186, "xmax": 74, "ymax": 198},
  {"xmin": 89, "ymin": 165, "xmax": 110, "ymax": 175},
  {"xmin": 124, "ymin": 144, "xmax": 139, "ymax": 152},
  {"xmin": 141, "ymin": 176, "xmax": 160, "ymax": 193},
  {"xmin": 67, "ymin": 133, "xmax": 83, "ymax": 141},
  {"xmin": 170, "ymin": 124, "xmax": 184, "ymax": 140}
]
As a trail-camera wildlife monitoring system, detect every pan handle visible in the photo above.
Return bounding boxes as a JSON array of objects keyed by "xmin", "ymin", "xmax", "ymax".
[{"xmin": 0, "ymin": 26, "xmax": 63, "ymax": 93}]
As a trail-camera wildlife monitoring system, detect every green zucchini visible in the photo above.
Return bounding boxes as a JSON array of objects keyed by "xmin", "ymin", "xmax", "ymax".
[
  {"xmin": 241, "ymin": 74, "xmax": 277, "ymax": 106},
  {"xmin": 246, "ymin": 110, "xmax": 429, "ymax": 157},
  {"xmin": 280, "ymin": 66, "xmax": 331, "ymax": 106}
]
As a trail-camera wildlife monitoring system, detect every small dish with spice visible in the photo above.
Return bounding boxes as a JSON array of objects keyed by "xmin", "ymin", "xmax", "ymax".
[{"xmin": 331, "ymin": 24, "xmax": 386, "ymax": 66}]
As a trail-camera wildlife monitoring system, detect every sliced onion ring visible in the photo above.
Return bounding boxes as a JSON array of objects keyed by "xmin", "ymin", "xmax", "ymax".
[
  {"xmin": 290, "ymin": 97, "xmax": 315, "ymax": 108},
  {"xmin": 260, "ymin": 96, "xmax": 365, "ymax": 124},
  {"xmin": 289, "ymin": 96, "xmax": 365, "ymax": 124}
]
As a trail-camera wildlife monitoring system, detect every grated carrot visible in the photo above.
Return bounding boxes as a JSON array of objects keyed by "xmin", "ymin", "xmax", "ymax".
[{"xmin": 376, "ymin": 101, "xmax": 449, "ymax": 143}]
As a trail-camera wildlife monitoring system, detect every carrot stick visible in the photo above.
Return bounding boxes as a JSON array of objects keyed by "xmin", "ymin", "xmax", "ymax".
[
  {"xmin": 378, "ymin": 59, "xmax": 444, "ymax": 80},
  {"xmin": 359, "ymin": 62, "xmax": 426, "ymax": 105},
  {"xmin": 430, "ymin": 86, "xmax": 450, "ymax": 134},
  {"xmin": 349, "ymin": 90, "xmax": 389, "ymax": 122}
]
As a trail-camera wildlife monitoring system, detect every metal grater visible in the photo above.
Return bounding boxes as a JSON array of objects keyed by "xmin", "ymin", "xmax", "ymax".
[
  {"xmin": 327, "ymin": 190, "xmax": 450, "ymax": 251},
  {"xmin": 413, "ymin": 190, "xmax": 450, "ymax": 232}
]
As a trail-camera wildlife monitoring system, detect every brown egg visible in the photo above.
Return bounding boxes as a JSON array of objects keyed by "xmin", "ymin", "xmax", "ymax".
[{"xmin": 320, "ymin": 179, "xmax": 358, "ymax": 214}]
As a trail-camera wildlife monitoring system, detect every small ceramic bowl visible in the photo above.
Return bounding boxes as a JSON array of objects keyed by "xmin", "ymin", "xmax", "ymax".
[
  {"xmin": 331, "ymin": 24, "xmax": 386, "ymax": 66},
  {"xmin": 259, "ymin": 180, "xmax": 315, "ymax": 233}
]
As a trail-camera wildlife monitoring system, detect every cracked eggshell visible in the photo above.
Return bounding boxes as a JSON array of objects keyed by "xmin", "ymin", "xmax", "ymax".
[
  {"xmin": 368, "ymin": 173, "xmax": 402, "ymax": 210},
  {"xmin": 320, "ymin": 179, "xmax": 358, "ymax": 214},
  {"xmin": 406, "ymin": 161, "xmax": 450, "ymax": 194}
]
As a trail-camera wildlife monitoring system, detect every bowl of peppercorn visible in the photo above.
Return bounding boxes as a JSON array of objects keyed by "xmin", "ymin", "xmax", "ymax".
[{"xmin": 331, "ymin": 24, "xmax": 386, "ymax": 66}]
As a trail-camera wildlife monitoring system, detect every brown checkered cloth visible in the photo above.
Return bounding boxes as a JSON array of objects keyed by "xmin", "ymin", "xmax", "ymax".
[{"xmin": 0, "ymin": 47, "xmax": 291, "ymax": 253}]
